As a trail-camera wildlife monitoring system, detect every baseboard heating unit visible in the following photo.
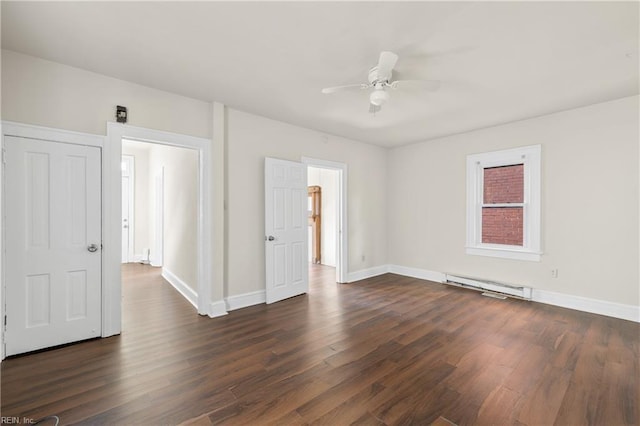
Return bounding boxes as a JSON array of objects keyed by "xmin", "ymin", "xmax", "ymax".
[{"xmin": 444, "ymin": 274, "xmax": 532, "ymax": 300}]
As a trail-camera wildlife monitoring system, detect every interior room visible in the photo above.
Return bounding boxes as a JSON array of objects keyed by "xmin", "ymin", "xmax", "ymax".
[{"xmin": 0, "ymin": 2, "xmax": 638, "ymax": 425}]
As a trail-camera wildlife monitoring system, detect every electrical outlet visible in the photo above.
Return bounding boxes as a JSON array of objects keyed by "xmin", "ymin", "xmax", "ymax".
[{"xmin": 551, "ymin": 269, "xmax": 559, "ymax": 278}]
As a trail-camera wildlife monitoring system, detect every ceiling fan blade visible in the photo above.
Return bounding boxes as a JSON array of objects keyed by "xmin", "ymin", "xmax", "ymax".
[
  {"xmin": 390, "ymin": 79, "xmax": 441, "ymax": 91},
  {"xmin": 377, "ymin": 51, "xmax": 399, "ymax": 79},
  {"xmin": 321, "ymin": 83, "xmax": 369, "ymax": 94},
  {"xmin": 369, "ymin": 103, "xmax": 382, "ymax": 114}
]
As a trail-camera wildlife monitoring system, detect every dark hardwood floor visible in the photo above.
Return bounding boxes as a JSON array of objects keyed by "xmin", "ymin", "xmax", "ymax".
[{"xmin": 2, "ymin": 263, "xmax": 638, "ymax": 425}]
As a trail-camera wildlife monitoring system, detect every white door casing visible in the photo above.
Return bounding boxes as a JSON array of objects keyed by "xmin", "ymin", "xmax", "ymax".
[
  {"xmin": 265, "ymin": 157, "xmax": 309, "ymax": 304},
  {"xmin": 106, "ymin": 123, "xmax": 215, "ymax": 321},
  {"xmin": 4, "ymin": 136, "xmax": 102, "ymax": 356}
]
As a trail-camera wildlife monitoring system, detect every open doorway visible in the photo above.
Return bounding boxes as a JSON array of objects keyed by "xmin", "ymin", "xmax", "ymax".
[
  {"xmin": 105, "ymin": 123, "xmax": 214, "ymax": 337},
  {"xmin": 303, "ymin": 158, "xmax": 348, "ymax": 284},
  {"xmin": 121, "ymin": 139, "xmax": 199, "ymax": 309},
  {"xmin": 308, "ymin": 166, "xmax": 338, "ymax": 267}
]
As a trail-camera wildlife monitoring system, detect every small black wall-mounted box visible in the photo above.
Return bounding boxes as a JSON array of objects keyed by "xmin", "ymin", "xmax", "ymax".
[{"xmin": 116, "ymin": 105, "xmax": 128, "ymax": 123}]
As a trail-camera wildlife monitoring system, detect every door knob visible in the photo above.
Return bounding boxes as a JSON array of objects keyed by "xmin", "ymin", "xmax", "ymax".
[
  {"xmin": 266, "ymin": 235, "xmax": 276, "ymax": 241},
  {"xmin": 123, "ymin": 225, "xmax": 128, "ymax": 229},
  {"xmin": 87, "ymin": 244, "xmax": 99, "ymax": 252}
]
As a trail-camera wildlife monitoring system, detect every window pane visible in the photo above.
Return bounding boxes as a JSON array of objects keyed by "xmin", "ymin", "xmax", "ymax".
[
  {"xmin": 482, "ymin": 207, "xmax": 523, "ymax": 246},
  {"xmin": 483, "ymin": 164, "xmax": 524, "ymax": 204}
]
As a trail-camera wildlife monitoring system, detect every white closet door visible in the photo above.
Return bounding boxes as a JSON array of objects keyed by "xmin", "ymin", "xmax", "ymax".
[
  {"xmin": 264, "ymin": 157, "xmax": 308, "ymax": 304},
  {"xmin": 5, "ymin": 136, "xmax": 102, "ymax": 356}
]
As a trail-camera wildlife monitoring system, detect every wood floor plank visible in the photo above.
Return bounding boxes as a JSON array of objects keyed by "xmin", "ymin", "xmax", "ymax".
[
  {"xmin": 554, "ymin": 381, "xmax": 602, "ymax": 425},
  {"xmin": 308, "ymin": 383, "xmax": 388, "ymax": 425},
  {"xmin": 594, "ymin": 360, "xmax": 640, "ymax": 425},
  {"xmin": 295, "ymin": 359, "xmax": 397, "ymax": 422},
  {"xmin": 516, "ymin": 365, "xmax": 572, "ymax": 425},
  {"xmin": 1, "ymin": 263, "xmax": 638, "ymax": 425},
  {"xmin": 476, "ymin": 385, "xmax": 524, "ymax": 425},
  {"xmin": 503, "ymin": 343, "xmax": 553, "ymax": 394},
  {"xmin": 371, "ymin": 369, "xmax": 459, "ymax": 425}
]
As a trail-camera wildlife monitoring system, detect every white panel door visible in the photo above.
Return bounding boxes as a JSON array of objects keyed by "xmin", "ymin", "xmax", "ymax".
[
  {"xmin": 121, "ymin": 155, "xmax": 134, "ymax": 263},
  {"xmin": 5, "ymin": 136, "xmax": 102, "ymax": 356},
  {"xmin": 265, "ymin": 157, "xmax": 308, "ymax": 304},
  {"xmin": 121, "ymin": 175, "xmax": 130, "ymax": 263}
]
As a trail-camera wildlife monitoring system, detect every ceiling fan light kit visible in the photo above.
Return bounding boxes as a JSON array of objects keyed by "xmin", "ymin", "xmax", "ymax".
[
  {"xmin": 321, "ymin": 51, "xmax": 441, "ymax": 113},
  {"xmin": 369, "ymin": 88, "xmax": 389, "ymax": 106}
]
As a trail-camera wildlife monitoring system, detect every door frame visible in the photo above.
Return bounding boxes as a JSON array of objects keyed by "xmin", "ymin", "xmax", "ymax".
[
  {"xmin": 121, "ymin": 155, "xmax": 135, "ymax": 263},
  {"xmin": 301, "ymin": 157, "xmax": 348, "ymax": 284},
  {"xmin": 1, "ymin": 121, "xmax": 105, "ymax": 360},
  {"xmin": 106, "ymin": 123, "xmax": 214, "ymax": 335}
]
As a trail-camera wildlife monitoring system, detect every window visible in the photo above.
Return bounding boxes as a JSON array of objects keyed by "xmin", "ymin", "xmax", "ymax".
[{"xmin": 466, "ymin": 145, "xmax": 541, "ymax": 261}]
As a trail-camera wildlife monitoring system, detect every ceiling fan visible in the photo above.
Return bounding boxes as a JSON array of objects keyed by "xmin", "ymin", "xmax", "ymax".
[{"xmin": 321, "ymin": 51, "xmax": 441, "ymax": 113}]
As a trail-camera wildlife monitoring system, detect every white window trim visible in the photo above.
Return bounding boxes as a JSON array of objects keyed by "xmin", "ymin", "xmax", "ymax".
[{"xmin": 466, "ymin": 145, "xmax": 542, "ymax": 262}]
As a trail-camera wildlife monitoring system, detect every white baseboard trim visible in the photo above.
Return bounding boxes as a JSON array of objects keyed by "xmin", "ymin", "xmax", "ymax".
[
  {"xmin": 532, "ymin": 289, "xmax": 640, "ymax": 323},
  {"xmin": 347, "ymin": 265, "xmax": 390, "ymax": 282},
  {"xmin": 343, "ymin": 263, "xmax": 639, "ymax": 322},
  {"xmin": 388, "ymin": 265, "xmax": 446, "ymax": 283},
  {"xmin": 385, "ymin": 264, "xmax": 639, "ymax": 323},
  {"xmin": 161, "ymin": 267, "xmax": 197, "ymax": 309},
  {"xmin": 131, "ymin": 254, "xmax": 149, "ymax": 264},
  {"xmin": 209, "ymin": 300, "xmax": 228, "ymax": 318},
  {"xmin": 225, "ymin": 290, "xmax": 266, "ymax": 311}
]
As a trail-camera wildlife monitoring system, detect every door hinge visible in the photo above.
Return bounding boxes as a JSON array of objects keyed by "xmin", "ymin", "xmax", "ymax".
[
  {"xmin": 1, "ymin": 148, "xmax": 6, "ymax": 164},
  {"xmin": 3, "ymin": 315, "xmax": 6, "ymax": 330}
]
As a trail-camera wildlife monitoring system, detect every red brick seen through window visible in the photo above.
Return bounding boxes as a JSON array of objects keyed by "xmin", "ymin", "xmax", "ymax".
[
  {"xmin": 483, "ymin": 164, "xmax": 523, "ymax": 203},
  {"xmin": 482, "ymin": 207, "xmax": 523, "ymax": 245},
  {"xmin": 482, "ymin": 164, "xmax": 524, "ymax": 246}
]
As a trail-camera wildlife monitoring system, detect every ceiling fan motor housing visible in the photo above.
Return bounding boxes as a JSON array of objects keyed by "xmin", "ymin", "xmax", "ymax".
[{"xmin": 368, "ymin": 66, "xmax": 391, "ymax": 85}]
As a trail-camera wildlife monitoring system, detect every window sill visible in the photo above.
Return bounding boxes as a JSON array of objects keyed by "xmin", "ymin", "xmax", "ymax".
[{"xmin": 466, "ymin": 246, "xmax": 541, "ymax": 262}]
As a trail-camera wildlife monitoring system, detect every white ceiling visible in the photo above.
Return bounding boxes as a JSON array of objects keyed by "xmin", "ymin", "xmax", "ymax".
[{"xmin": 2, "ymin": 1, "xmax": 638, "ymax": 147}]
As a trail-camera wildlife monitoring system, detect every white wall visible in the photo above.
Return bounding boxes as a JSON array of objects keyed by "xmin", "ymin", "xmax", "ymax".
[
  {"xmin": 1, "ymin": 50, "xmax": 211, "ymax": 139},
  {"xmin": 226, "ymin": 108, "xmax": 387, "ymax": 297},
  {"xmin": 308, "ymin": 166, "xmax": 338, "ymax": 267},
  {"xmin": 387, "ymin": 96, "xmax": 639, "ymax": 307},
  {"xmin": 149, "ymin": 144, "xmax": 199, "ymax": 291}
]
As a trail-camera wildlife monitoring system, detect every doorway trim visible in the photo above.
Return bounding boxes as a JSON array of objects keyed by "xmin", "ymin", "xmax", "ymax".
[
  {"xmin": 301, "ymin": 157, "xmax": 348, "ymax": 283},
  {"xmin": 106, "ymin": 123, "xmax": 214, "ymax": 336},
  {"xmin": 1, "ymin": 121, "xmax": 105, "ymax": 360}
]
